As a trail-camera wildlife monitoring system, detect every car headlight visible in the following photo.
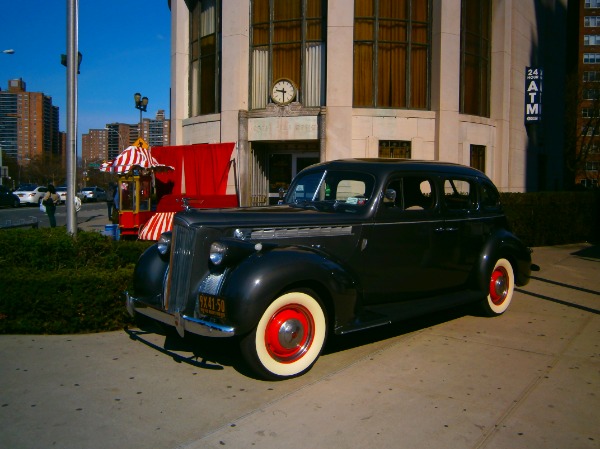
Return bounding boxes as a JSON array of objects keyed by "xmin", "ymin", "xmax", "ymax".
[
  {"xmin": 209, "ymin": 239, "xmax": 262, "ymax": 267},
  {"xmin": 157, "ymin": 232, "xmax": 172, "ymax": 255},
  {"xmin": 209, "ymin": 241, "xmax": 227, "ymax": 265}
]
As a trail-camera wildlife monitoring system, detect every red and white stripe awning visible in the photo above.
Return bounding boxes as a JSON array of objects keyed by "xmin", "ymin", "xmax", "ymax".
[
  {"xmin": 100, "ymin": 146, "xmax": 174, "ymax": 174},
  {"xmin": 138, "ymin": 212, "xmax": 175, "ymax": 241}
]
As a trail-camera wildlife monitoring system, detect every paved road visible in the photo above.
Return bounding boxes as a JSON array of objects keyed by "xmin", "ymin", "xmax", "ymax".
[
  {"xmin": 0, "ymin": 244, "xmax": 598, "ymax": 449},
  {"xmin": 0, "ymin": 201, "xmax": 110, "ymax": 231}
]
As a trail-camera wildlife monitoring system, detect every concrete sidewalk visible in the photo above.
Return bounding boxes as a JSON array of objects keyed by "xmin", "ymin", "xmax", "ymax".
[{"xmin": 0, "ymin": 244, "xmax": 598, "ymax": 449}]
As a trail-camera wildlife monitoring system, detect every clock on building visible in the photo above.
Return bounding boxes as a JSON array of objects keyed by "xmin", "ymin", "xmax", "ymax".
[{"xmin": 271, "ymin": 78, "xmax": 297, "ymax": 105}]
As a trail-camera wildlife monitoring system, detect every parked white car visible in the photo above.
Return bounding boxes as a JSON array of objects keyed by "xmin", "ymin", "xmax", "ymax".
[
  {"xmin": 77, "ymin": 186, "xmax": 107, "ymax": 202},
  {"xmin": 56, "ymin": 186, "xmax": 68, "ymax": 204},
  {"xmin": 14, "ymin": 185, "xmax": 48, "ymax": 206}
]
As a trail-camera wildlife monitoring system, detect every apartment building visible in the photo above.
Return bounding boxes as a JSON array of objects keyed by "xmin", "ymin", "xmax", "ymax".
[
  {"xmin": 574, "ymin": 0, "xmax": 600, "ymax": 188},
  {"xmin": 0, "ymin": 78, "xmax": 61, "ymax": 166}
]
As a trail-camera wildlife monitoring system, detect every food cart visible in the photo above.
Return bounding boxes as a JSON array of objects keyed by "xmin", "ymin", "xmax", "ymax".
[{"xmin": 100, "ymin": 139, "xmax": 238, "ymax": 239}]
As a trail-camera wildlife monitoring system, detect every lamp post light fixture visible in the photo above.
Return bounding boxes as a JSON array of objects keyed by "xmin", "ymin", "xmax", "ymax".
[
  {"xmin": 2, "ymin": 49, "xmax": 15, "ymax": 54},
  {"xmin": 134, "ymin": 93, "xmax": 149, "ymax": 138}
]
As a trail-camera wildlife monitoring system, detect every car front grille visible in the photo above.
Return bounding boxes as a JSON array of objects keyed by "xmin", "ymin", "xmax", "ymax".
[{"xmin": 166, "ymin": 223, "xmax": 196, "ymax": 313}]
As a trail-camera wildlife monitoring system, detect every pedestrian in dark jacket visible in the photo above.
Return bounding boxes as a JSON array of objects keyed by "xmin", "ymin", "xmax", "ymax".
[
  {"xmin": 41, "ymin": 184, "xmax": 60, "ymax": 228},
  {"xmin": 107, "ymin": 182, "xmax": 116, "ymax": 220}
]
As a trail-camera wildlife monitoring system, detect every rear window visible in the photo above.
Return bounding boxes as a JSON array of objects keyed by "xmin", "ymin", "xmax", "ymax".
[{"xmin": 443, "ymin": 178, "xmax": 477, "ymax": 211}]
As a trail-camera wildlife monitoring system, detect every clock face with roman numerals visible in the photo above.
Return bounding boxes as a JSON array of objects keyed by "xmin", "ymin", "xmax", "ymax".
[{"xmin": 271, "ymin": 79, "xmax": 297, "ymax": 105}]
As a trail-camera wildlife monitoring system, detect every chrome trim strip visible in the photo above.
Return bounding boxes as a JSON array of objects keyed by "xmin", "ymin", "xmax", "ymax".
[
  {"xmin": 251, "ymin": 225, "xmax": 353, "ymax": 240},
  {"xmin": 126, "ymin": 292, "xmax": 235, "ymax": 338}
]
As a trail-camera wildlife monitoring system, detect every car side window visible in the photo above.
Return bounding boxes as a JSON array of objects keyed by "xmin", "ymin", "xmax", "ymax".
[
  {"xmin": 443, "ymin": 178, "xmax": 477, "ymax": 211},
  {"xmin": 480, "ymin": 180, "xmax": 501, "ymax": 211},
  {"xmin": 380, "ymin": 176, "xmax": 435, "ymax": 215}
]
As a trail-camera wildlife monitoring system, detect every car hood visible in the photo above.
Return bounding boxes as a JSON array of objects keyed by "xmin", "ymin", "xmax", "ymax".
[{"xmin": 174, "ymin": 204, "xmax": 372, "ymax": 229}]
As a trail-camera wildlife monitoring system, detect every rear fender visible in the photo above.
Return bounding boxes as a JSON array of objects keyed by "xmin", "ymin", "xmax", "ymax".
[
  {"xmin": 220, "ymin": 247, "xmax": 359, "ymax": 335},
  {"xmin": 475, "ymin": 230, "xmax": 532, "ymax": 292}
]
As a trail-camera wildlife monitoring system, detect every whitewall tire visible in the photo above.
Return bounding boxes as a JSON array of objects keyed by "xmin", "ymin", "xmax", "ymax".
[
  {"xmin": 482, "ymin": 258, "xmax": 515, "ymax": 316},
  {"xmin": 241, "ymin": 290, "xmax": 327, "ymax": 380}
]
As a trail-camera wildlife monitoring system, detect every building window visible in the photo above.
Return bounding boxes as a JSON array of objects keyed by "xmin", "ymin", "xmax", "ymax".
[
  {"xmin": 584, "ymin": 53, "xmax": 600, "ymax": 64},
  {"xmin": 250, "ymin": 0, "xmax": 326, "ymax": 109},
  {"xmin": 580, "ymin": 178, "xmax": 599, "ymax": 188},
  {"xmin": 585, "ymin": 161, "xmax": 599, "ymax": 172},
  {"xmin": 582, "ymin": 125, "xmax": 600, "ymax": 136},
  {"xmin": 582, "ymin": 107, "xmax": 600, "ymax": 118},
  {"xmin": 189, "ymin": 0, "xmax": 221, "ymax": 116},
  {"xmin": 353, "ymin": 0, "xmax": 430, "ymax": 109},
  {"xmin": 460, "ymin": 0, "xmax": 490, "ymax": 117},
  {"xmin": 585, "ymin": 16, "xmax": 600, "ymax": 27},
  {"xmin": 585, "ymin": 0, "xmax": 600, "ymax": 8},
  {"xmin": 583, "ymin": 88, "xmax": 600, "ymax": 100},
  {"xmin": 470, "ymin": 144, "xmax": 486, "ymax": 172},
  {"xmin": 585, "ymin": 34, "xmax": 600, "ymax": 45},
  {"xmin": 379, "ymin": 140, "xmax": 411, "ymax": 158},
  {"xmin": 584, "ymin": 71, "xmax": 600, "ymax": 81}
]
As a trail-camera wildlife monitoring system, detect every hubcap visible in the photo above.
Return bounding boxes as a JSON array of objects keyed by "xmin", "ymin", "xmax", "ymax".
[
  {"xmin": 489, "ymin": 267, "xmax": 508, "ymax": 305},
  {"xmin": 265, "ymin": 305, "xmax": 314, "ymax": 363}
]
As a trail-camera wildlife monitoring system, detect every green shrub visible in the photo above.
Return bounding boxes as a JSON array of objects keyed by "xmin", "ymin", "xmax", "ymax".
[
  {"xmin": 501, "ymin": 191, "xmax": 600, "ymax": 247},
  {"xmin": 0, "ymin": 229, "xmax": 152, "ymax": 334}
]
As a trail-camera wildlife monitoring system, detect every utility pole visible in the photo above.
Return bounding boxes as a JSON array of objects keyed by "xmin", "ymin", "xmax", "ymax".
[{"xmin": 66, "ymin": 0, "xmax": 79, "ymax": 235}]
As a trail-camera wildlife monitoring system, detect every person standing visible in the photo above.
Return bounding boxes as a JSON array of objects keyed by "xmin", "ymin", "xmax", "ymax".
[
  {"xmin": 41, "ymin": 184, "xmax": 60, "ymax": 228},
  {"xmin": 107, "ymin": 182, "xmax": 116, "ymax": 220}
]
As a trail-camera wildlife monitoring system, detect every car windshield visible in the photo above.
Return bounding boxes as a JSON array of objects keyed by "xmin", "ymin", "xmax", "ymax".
[{"xmin": 284, "ymin": 169, "xmax": 375, "ymax": 212}]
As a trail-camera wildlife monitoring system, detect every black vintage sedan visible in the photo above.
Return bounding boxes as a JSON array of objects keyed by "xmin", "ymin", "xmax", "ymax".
[{"xmin": 127, "ymin": 159, "xmax": 532, "ymax": 380}]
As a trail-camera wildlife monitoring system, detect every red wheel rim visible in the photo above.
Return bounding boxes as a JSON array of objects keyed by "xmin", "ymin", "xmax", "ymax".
[
  {"xmin": 489, "ymin": 266, "xmax": 509, "ymax": 305},
  {"xmin": 264, "ymin": 304, "xmax": 314, "ymax": 363}
]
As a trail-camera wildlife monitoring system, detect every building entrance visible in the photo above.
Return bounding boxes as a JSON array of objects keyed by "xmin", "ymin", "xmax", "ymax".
[{"xmin": 249, "ymin": 142, "xmax": 319, "ymax": 206}]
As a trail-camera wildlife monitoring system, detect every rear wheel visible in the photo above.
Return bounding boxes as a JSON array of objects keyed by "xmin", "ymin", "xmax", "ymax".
[
  {"xmin": 240, "ymin": 290, "xmax": 327, "ymax": 380},
  {"xmin": 481, "ymin": 258, "xmax": 514, "ymax": 316}
]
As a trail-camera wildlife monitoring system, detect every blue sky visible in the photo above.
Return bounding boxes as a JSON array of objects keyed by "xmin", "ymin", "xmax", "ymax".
[{"xmin": 0, "ymin": 1, "xmax": 171, "ymax": 151}]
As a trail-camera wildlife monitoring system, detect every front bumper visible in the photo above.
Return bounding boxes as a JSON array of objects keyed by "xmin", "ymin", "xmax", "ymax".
[{"xmin": 125, "ymin": 291, "xmax": 235, "ymax": 338}]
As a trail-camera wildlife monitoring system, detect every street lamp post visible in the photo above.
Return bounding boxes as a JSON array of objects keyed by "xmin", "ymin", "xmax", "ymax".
[{"xmin": 134, "ymin": 93, "xmax": 149, "ymax": 138}]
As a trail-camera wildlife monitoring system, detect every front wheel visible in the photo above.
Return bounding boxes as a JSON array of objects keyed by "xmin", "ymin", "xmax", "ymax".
[
  {"xmin": 481, "ymin": 258, "xmax": 515, "ymax": 316},
  {"xmin": 240, "ymin": 290, "xmax": 327, "ymax": 380}
]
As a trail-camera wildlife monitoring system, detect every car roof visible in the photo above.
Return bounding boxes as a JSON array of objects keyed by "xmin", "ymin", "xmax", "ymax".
[{"xmin": 303, "ymin": 158, "xmax": 489, "ymax": 179}]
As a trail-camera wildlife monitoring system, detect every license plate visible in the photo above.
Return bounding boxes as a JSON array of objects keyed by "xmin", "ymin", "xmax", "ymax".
[{"xmin": 198, "ymin": 294, "xmax": 226, "ymax": 319}]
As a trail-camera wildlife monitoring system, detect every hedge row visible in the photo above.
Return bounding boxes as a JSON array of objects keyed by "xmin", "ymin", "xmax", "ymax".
[
  {"xmin": 0, "ymin": 228, "xmax": 152, "ymax": 334},
  {"xmin": 500, "ymin": 191, "xmax": 600, "ymax": 247}
]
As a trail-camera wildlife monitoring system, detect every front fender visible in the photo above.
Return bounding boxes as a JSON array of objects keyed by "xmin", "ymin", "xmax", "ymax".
[
  {"xmin": 132, "ymin": 244, "xmax": 169, "ymax": 304},
  {"xmin": 220, "ymin": 246, "xmax": 359, "ymax": 335}
]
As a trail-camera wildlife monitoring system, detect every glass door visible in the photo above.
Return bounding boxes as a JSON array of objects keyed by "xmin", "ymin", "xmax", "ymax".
[{"xmin": 268, "ymin": 152, "xmax": 319, "ymax": 204}]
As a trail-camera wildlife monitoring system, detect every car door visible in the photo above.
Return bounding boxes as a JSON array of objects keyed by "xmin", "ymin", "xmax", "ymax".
[
  {"xmin": 359, "ymin": 174, "xmax": 453, "ymax": 304},
  {"xmin": 436, "ymin": 176, "xmax": 483, "ymax": 289}
]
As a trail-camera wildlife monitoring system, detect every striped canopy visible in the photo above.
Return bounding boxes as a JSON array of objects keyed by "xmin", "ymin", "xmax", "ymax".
[
  {"xmin": 100, "ymin": 145, "xmax": 174, "ymax": 174},
  {"xmin": 138, "ymin": 212, "xmax": 175, "ymax": 241}
]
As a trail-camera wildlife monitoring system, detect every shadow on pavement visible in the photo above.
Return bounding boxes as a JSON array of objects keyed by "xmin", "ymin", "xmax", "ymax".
[
  {"xmin": 572, "ymin": 244, "xmax": 600, "ymax": 260},
  {"xmin": 125, "ymin": 303, "xmax": 475, "ymax": 380}
]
